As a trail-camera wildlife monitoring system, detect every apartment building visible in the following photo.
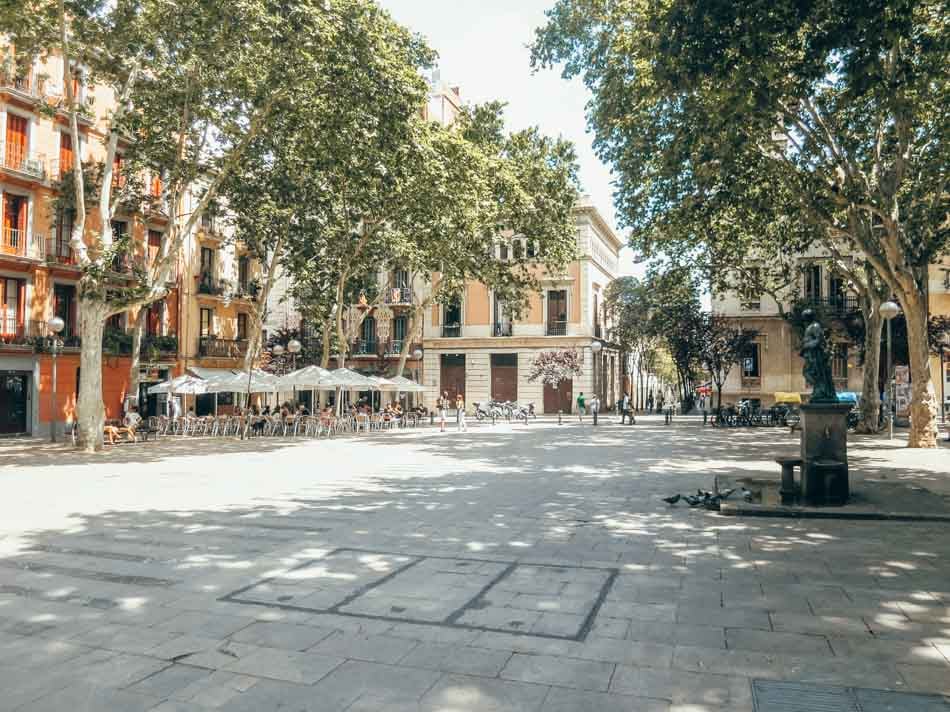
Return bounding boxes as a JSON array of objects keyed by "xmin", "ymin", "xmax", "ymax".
[
  {"xmin": 422, "ymin": 197, "xmax": 624, "ymax": 413},
  {"xmin": 0, "ymin": 47, "xmax": 260, "ymax": 433},
  {"xmin": 713, "ymin": 250, "xmax": 950, "ymax": 415},
  {"xmin": 0, "ymin": 50, "xmax": 179, "ymax": 435}
]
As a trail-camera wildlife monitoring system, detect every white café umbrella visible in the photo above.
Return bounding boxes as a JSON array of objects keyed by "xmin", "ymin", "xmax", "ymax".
[
  {"xmin": 388, "ymin": 375, "xmax": 425, "ymax": 393},
  {"xmin": 147, "ymin": 375, "xmax": 208, "ymax": 395},
  {"xmin": 276, "ymin": 365, "xmax": 334, "ymax": 390},
  {"xmin": 323, "ymin": 368, "xmax": 375, "ymax": 415}
]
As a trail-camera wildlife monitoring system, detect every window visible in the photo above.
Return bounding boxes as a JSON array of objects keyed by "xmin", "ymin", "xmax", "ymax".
[
  {"xmin": 393, "ymin": 315, "xmax": 407, "ymax": 342},
  {"xmin": 740, "ymin": 267, "xmax": 762, "ymax": 310},
  {"xmin": 147, "ymin": 230, "xmax": 162, "ymax": 265},
  {"xmin": 832, "ymin": 343, "xmax": 848, "ymax": 380},
  {"xmin": 201, "ymin": 202, "xmax": 218, "ymax": 232},
  {"xmin": 58, "ymin": 132, "xmax": 74, "ymax": 177},
  {"xmin": 237, "ymin": 313, "xmax": 248, "ymax": 340},
  {"xmin": 742, "ymin": 342, "xmax": 761, "ymax": 379},
  {"xmin": 106, "ymin": 314, "xmax": 122, "ymax": 330},
  {"xmin": 238, "ymin": 255, "xmax": 250, "ymax": 290},
  {"xmin": 393, "ymin": 269, "xmax": 409, "ymax": 289},
  {"xmin": 513, "ymin": 240, "xmax": 523, "ymax": 259},
  {"xmin": 4, "ymin": 113, "xmax": 28, "ymax": 171},
  {"xmin": 442, "ymin": 298, "xmax": 462, "ymax": 337},
  {"xmin": 200, "ymin": 308, "xmax": 213, "ymax": 337},
  {"xmin": 2, "ymin": 193, "xmax": 28, "ymax": 253},
  {"xmin": 493, "ymin": 293, "xmax": 511, "ymax": 336},
  {"xmin": 361, "ymin": 315, "xmax": 376, "ymax": 347},
  {"xmin": 150, "ymin": 172, "xmax": 163, "ymax": 198},
  {"xmin": 499, "ymin": 243, "xmax": 509, "ymax": 261},
  {"xmin": 0, "ymin": 278, "xmax": 24, "ymax": 337},
  {"xmin": 146, "ymin": 300, "xmax": 163, "ymax": 337},
  {"xmin": 112, "ymin": 154, "xmax": 125, "ymax": 189},
  {"xmin": 547, "ymin": 290, "xmax": 567, "ymax": 335},
  {"xmin": 804, "ymin": 264, "xmax": 822, "ymax": 302},
  {"xmin": 54, "ymin": 284, "xmax": 77, "ymax": 337},
  {"xmin": 200, "ymin": 247, "xmax": 214, "ymax": 283},
  {"xmin": 526, "ymin": 241, "xmax": 536, "ymax": 258}
]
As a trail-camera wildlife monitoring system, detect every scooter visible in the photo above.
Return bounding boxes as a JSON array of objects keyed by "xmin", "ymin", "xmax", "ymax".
[
  {"xmin": 473, "ymin": 402, "xmax": 492, "ymax": 421},
  {"xmin": 513, "ymin": 402, "xmax": 537, "ymax": 422}
]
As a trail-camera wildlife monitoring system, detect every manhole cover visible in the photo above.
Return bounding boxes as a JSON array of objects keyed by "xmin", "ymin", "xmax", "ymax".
[{"xmin": 753, "ymin": 681, "xmax": 950, "ymax": 712}]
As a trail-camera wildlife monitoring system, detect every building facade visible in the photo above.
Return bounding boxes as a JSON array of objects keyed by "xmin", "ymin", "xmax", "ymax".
[
  {"xmin": 422, "ymin": 197, "xmax": 624, "ymax": 413},
  {"xmin": 713, "ymin": 251, "xmax": 950, "ymax": 416},
  {"xmin": 0, "ymin": 47, "xmax": 262, "ymax": 434}
]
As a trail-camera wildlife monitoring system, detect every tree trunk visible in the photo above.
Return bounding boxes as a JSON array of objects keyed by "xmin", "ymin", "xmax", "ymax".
[
  {"xmin": 902, "ymin": 292, "xmax": 938, "ymax": 448},
  {"xmin": 855, "ymin": 297, "xmax": 883, "ymax": 434},
  {"xmin": 127, "ymin": 308, "xmax": 145, "ymax": 409},
  {"xmin": 76, "ymin": 298, "xmax": 108, "ymax": 451}
]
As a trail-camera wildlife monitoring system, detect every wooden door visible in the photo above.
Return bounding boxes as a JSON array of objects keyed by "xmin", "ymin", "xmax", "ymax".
[
  {"xmin": 440, "ymin": 354, "xmax": 466, "ymax": 401},
  {"xmin": 543, "ymin": 378, "xmax": 572, "ymax": 414},
  {"xmin": 59, "ymin": 132, "xmax": 73, "ymax": 175},
  {"xmin": 490, "ymin": 354, "xmax": 518, "ymax": 402}
]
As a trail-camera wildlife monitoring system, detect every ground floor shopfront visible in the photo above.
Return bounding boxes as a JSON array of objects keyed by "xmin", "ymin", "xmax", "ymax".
[{"xmin": 420, "ymin": 338, "xmax": 622, "ymax": 414}]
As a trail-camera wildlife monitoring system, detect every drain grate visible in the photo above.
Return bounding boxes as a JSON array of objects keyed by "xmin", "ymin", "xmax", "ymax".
[
  {"xmin": 753, "ymin": 681, "xmax": 950, "ymax": 712},
  {"xmin": 753, "ymin": 681, "xmax": 859, "ymax": 712}
]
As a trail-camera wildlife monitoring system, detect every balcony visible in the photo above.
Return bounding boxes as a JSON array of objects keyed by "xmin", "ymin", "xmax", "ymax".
[
  {"xmin": 546, "ymin": 321, "xmax": 567, "ymax": 336},
  {"xmin": 45, "ymin": 236, "xmax": 78, "ymax": 266},
  {"xmin": 232, "ymin": 281, "xmax": 259, "ymax": 301},
  {"xmin": 384, "ymin": 287, "xmax": 413, "ymax": 305},
  {"xmin": 1, "ymin": 228, "xmax": 44, "ymax": 260},
  {"xmin": 0, "ymin": 141, "xmax": 47, "ymax": 180},
  {"xmin": 29, "ymin": 319, "xmax": 81, "ymax": 348},
  {"xmin": 441, "ymin": 324, "xmax": 461, "ymax": 338},
  {"xmin": 0, "ymin": 70, "xmax": 39, "ymax": 98},
  {"xmin": 198, "ymin": 274, "xmax": 227, "ymax": 296},
  {"xmin": 198, "ymin": 336, "xmax": 247, "ymax": 359},
  {"xmin": 142, "ymin": 334, "xmax": 178, "ymax": 358},
  {"xmin": 493, "ymin": 323, "xmax": 513, "ymax": 337},
  {"xmin": 352, "ymin": 339, "xmax": 378, "ymax": 356},
  {"xmin": 803, "ymin": 296, "xmax": 860, "ymax": 315},
  {"xmin": 0, "ymin": 316, "xmax": 30, "ymax": 345}
]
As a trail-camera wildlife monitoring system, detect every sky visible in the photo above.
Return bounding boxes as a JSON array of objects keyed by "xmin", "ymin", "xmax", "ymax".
[{"xmin": 377, "ymin": 0, "xmax": 643, "ymax": 278}]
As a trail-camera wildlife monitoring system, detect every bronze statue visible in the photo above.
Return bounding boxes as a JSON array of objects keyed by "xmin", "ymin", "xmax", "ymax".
[{"xmin": 800, "ymin": 310, "xmax": 838, "ymax": 403}]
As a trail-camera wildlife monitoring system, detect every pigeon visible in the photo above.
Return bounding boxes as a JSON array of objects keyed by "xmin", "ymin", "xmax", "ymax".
[
  {"xmin": 684, "ymin": 495, "xmax": 702, "ymax": 507},
  {"xmin": 662, "ymin": 494, "xmax": 681, "ymax": 505},
  {"xmin": 741, "ymin": 489, "xmax": 754, "ymax": 502},
  {"xmin": 719, "ymin": 489, "xmax": 735, "ymax": 500}
]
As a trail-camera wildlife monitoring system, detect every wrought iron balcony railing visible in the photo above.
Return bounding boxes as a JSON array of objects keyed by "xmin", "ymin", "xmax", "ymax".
[
  {"xmin": 1, "ymin": 228, "xmax": 44, "ymax": 259},
  {"xmin": 493, "ymin": 323, "xmax": 513, "ymax": 337},
  {"xmin": 441, "ymin": 324, "xmax": 461, "ymax": 338},
  {"xmin": 0, "ymin": 141, "xmax": 47, "ymax": 179},
  {"xmin": 803, "ymin": 296, "xmax": 860, "ymax": 314},
  {"xmin": 198, "ymin": 336, "xmax": 247, "ymax": 358},
  {"xmin": 45, "ymin": 236, "xmax": 77, "ymax": 265},
  {"xmin": 546, "ymin": 321, "xmax": 567, "ymax": 336},
  {"xmin": 352, "ymin": 339, "xmax": 378, "ymax": 355},
  {"xmin": 384, "ymin": 287, "xmax": 413, "ymax": 305}
]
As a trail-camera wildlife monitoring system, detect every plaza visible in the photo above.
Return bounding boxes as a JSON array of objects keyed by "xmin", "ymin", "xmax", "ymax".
[{"xmin": 0, "ymin": 419, "xmax": 948, "ymax": 711}]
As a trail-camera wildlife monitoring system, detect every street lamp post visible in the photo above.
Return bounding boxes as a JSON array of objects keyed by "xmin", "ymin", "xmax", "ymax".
[
  {"xmin": 879, "ymin": 301, "xmax": 900, "ymax": 440},
  {"xmin": 47, "ymin": 316, "xmax": 65, "ymax": 442},
  {"xmin": 287, "ymin": 338, "xmax": 302, "ymax": 371}
]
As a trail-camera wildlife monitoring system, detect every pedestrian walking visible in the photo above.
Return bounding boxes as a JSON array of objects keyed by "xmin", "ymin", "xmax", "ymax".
[
  {"xmin": 438, "ymin": 391, "xmax": 449, "ymax": 432},
  {"xmin": 576, "ymin": 392, "xmax": 586, "ymax": 422},
  {"xmin": 621, "ymin": 393, "xmax": 632, "ymax": 424},
  {"xmin": 456, "ymin": 394, "xmax": 467, "ymax": 432},
  {"xmin": 590, "ymin": 394, "xmax": 600, "ymax": 425}
]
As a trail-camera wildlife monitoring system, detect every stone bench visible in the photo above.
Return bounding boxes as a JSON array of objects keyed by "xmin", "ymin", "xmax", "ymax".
[{"xmin": 775, "ymin": 456, "xmax": 803, "ymax": 504}]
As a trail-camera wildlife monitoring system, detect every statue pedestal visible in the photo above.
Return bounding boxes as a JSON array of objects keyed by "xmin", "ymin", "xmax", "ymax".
[{"xmin": 800, "ymin": 402, "xmax": 852, "ymax": 505}]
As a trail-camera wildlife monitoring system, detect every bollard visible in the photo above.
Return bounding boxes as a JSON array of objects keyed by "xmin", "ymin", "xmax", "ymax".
[
  {"xmin": 703, "ymin": 410, "xmax": 708, "ymax": 425},
  {"xmin": 430, "ymin": 412, "xmax": 434, "ymax": 426},
  {"xmin": 491, "ymin": 412, "xmax": 496, "ymax": 426},
  {"xmin": 558, "ymin": 410, "xmax": 562, "ymax": 425}
]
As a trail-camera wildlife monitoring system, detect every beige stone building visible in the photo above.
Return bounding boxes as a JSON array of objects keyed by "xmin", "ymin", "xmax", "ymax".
[
  {"xmin": 422, "ymin": 196, "xmax": 624, "ymax": 413},
  {"xmin": 714, "ymin": 250, "xmax": 950, "ymax": 417}
]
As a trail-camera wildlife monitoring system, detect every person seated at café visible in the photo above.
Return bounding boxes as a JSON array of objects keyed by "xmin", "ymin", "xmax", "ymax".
[
  {"xmin": 261, "ymin": 405, "xmax": 271, "ymax": 416},
  {"xmin": 393, "ymin": 403, "xmax": 403, "ymax": 416},
  {"xmin": 297, "ymin": 403, "xmax": 310, "ymax": 416},
  {"xmin": 119, "ymin": 406, "xmax": 142, "ymax": 442}
]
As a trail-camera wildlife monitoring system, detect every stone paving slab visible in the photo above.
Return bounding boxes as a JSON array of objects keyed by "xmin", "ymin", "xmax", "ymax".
[{"xmin": 1, "ymin": 421, "xmax": 949, "ymax": 710}]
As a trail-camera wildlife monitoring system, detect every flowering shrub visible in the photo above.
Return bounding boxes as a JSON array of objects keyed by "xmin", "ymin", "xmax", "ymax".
[{"xmin": 528, "ymin": 348, "xmax": 582, "ymax": 387}]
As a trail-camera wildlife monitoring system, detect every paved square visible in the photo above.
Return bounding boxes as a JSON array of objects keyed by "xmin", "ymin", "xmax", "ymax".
[
  {"xmin": 223, "ymin": 549, "xmax": 616, "ymax": 640},
  {"xmin": 1, "ymin": 417, "xmax": 949, "ymax": 711}
]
